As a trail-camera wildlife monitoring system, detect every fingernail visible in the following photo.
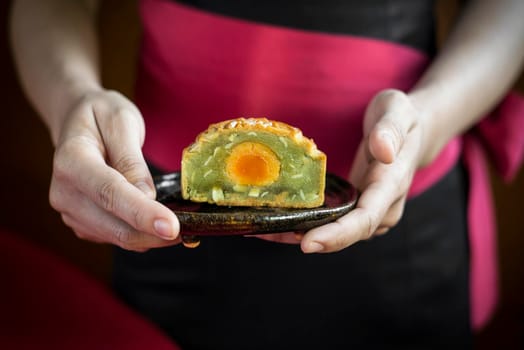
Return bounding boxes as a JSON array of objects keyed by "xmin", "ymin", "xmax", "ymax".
[
  {"xmin": 381, "ymin": 132, "xmax": 396, "ymax": 154},
  {"xmin": 136, "ymin": 181, "xmax": 155, "ymax": 199},
  {"xmin": 154, "ymin": 219, "xmax": 175, "ymax": 240},
  {"xmin": 304, "ymin": 241, "xmax": 324, "ymax": 253}
]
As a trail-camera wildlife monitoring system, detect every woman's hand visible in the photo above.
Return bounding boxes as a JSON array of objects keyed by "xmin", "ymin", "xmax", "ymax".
[
  {"xmin": 300, "ymin": 89, "xmax": 426, "ymax": 253},
  {"xmin": 49, "ymin": 89, "xmax": 180, "ymax": 251},
  {"xmin": 251, "ymin": 89, "xmax": 428, "ymax": 249}
]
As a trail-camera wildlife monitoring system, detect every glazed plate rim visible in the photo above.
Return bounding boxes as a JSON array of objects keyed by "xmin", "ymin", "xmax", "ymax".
[{"xmin": 154, "ymin": 172, "xmax": 358, "ymax": 236}]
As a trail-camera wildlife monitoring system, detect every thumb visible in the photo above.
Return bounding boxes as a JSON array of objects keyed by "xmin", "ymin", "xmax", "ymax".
[
  {"xmin": 96, "ymin": 105, "xmax": 156, "ymax": 199},
  {"xmin": 365, "ymin": 90, "xmax": 417, "ymax": 164},
  {"xmin": 368, "ymin": 116, "xmax": 404, "ymax": 164}
]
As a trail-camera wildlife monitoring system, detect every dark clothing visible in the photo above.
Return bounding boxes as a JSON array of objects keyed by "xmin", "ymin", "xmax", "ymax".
[
  {"xmin": 113, "ymin": 1, "xmax": 472, "ymax": 348},
  {"xmin": 113, "ymin": 162, "xmax": 471, "ymax": 350},
  {"xmin": 175, "ymin": 0, "xmax": 436, "ymax": 54}
]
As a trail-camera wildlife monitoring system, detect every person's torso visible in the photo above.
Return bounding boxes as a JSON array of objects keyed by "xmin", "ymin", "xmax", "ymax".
[{"xmin": 137, "ymin": 0, "xmax": 435, "ymax": 176}]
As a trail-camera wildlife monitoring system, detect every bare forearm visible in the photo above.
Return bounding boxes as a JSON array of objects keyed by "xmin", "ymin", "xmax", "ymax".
[
  {"xmin": 10, "ymin": 0, "xmax": 101, "ymax": 145},
  {"xmin": 409, "ymin": 0, "xmax": 524, "ymax": 166}
]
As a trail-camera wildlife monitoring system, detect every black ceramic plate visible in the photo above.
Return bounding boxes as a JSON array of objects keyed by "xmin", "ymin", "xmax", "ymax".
[{"xmin": 155, "ymin": 172, "xmax": 358, "ymax": 236}]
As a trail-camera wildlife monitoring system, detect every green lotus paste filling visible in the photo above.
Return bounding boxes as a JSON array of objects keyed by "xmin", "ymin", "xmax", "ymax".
[{"xmin": 183, "ymin": 130, "xmax": 324, "ymax": 206}]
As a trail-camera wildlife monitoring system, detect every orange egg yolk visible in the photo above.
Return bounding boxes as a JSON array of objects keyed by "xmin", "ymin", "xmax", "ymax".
[{"xmin": 226, "ymin": 142, "xmax": 280, "ymax": 186}]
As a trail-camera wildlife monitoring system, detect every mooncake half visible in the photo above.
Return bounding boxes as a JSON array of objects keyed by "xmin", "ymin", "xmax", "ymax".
[{"xmin": 181, "ymin": 118, "xmax": 327, "ymax": 208}]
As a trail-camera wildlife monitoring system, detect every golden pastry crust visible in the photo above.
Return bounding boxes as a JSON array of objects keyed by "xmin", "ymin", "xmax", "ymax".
[{"xmin": 187, "ymin": 118, "xmax": 325, "ymax": 160}]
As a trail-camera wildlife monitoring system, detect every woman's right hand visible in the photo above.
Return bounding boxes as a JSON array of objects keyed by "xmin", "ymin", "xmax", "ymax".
[{"xmin": 49, "ymin": 89, "xmax": 180, "ymax": 251}]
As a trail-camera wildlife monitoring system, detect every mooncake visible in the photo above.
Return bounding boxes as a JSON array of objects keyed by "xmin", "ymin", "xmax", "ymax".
[{"xmin": 181, "ymin": 118, "xmax": 327, "ymax": 208}]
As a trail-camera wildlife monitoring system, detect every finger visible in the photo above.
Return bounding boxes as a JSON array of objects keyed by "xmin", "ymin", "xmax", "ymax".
[
  {"xmin": 53, "ymin": 138, "xmax": 179, "ymax": 240},
  {"xmin": 348, "ymin": 168, "xmax": 407, "ymax": 239},
  {"xmin": 247, "ymin": 232, "xmax": 302, "ymax": 244},
  {"xmin": 374, "ymin": 226, "xmax": 390, "ymax": 235},
  {"xmin": 367, "ymin": 195, "xmax": 406, "ymax": 238},
  {"xmin": 365, "ymin": 90, "xmax": 418, "ymax": 164},
  {"xmin": 348, "ymin": 142, "xmax": 369, "ymax": 191},
  {"xmin": 301, "ymin": 179, "xmax": 397, "ymax": 253},
  {"xmin": 377, "ymin": 195, "xmax": 406, "ymax": 232},
  {"xmin": 304, "ymin": 125, "xmax": 419, "ymax": 253},
  {"xmin": 93, "ymin": 104, "xmax": 156, "ymax": 199},
  {"xmin": 302, "ymin": 189, "xmax": 394, "ymax": 253},
  {"xmin": 59, "ymin": 190, "xmax": 180, "ymax": 251},
  {"xmin": 61, "ymin": 214, "xmax": 105, "ymax": 244},
  {"xmin": 368, "ymin": 115, "xmax": 413, "ymax": 164}
]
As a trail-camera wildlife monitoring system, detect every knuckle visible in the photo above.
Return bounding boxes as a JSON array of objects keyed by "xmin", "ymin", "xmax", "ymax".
[
  {"xmin": 49, "ymin": 179, "xmax": 70, "ymax": 213},
  {"xmin": 112, "ymin": 106, "xmax": 132, "ymax": 121},
  {"xmin": 96, "ymin": 180, "xmax": 119, "ymax": 212},
  {"xmin": 382, "ymin": 201, "xmax": 406, "ymax": 228},
  {"xmin": 52, "ymin": 147, "xmax": 74, "ymax": 181},
  {"xmin": 363, "ymin": 212, "xmax": 380, "ymax": 240},
  {"xmin": 333, "ymin": 234, "xmax": 351, "ymax": 252},
  {"xmin": 113, "ymin": 155, "xmax": 145, "ymax": 180},
  {"xmin": 130, "ymin": 204, "xmax": 146, "ymax": 231},
  {"xmin": 112, "ymin": 224, "xmax": 148, "ymax": 252},
  {"xmin": 100, "ymin": 90, "xmax": 128, "ymax": 109},
  {"xmin": 328, "ymin": 220, "xmax": 354, "ymax": 251},
  {"xmin": 111, "ymin": 104, "xmax": 142, "ymax": 127},
  {"xmin": 53, "ymin": 138, "xmax": 94, "ymax": 181},
  {"xmin": 113, "ymin": 224, "xmax": 132, "ymax": 249},
  {"xmin": 105, "ymin": 89, "xmax": 122, "ymax": 100},
  {"xmin": 49, "ymin": 188, "xmax": 63, "ymax": 211},
  {"xmin": 51, "ymin": 156, "xmax": 67, "ymax": 181},
  {"xmin": 60, "ymin": 214, "xmax": 73, "ymax": 227},
  {"xmin": 113, "ymin": 107, "xmax": 145, "ymax": 136},
  {"xmin": 74, "ymin": 230, "xmax": 89, "ymax": 240},
  {"xmin": 59, "ymin": 215, "xmax": 92, "ymax": 241},
  {"xmin": 77, "ymin": 90, "xmax": 100, "ymax": 106}
]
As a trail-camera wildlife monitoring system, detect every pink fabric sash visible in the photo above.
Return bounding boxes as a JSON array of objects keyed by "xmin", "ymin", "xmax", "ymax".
[
  {"xmin": 463, "ymin": 92, "xmax": 524, "ymax": 329},
  {"xmin": 137, "ymin": 0, "xmax": 524, "ymax": 330}
]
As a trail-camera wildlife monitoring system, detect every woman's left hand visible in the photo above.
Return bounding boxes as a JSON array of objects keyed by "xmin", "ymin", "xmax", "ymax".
[
  {"xmin": 251, "ymin": 89, "xmax": 429, "ymax": 251},
  {"xmin": 301, "ymin": 89, "xmax": 427, "ymax": 253}
]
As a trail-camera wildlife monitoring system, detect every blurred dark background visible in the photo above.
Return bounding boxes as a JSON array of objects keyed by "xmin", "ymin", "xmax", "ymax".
[{"xmin": 1, "ymin": 0, "xmax": 523, "ymax": 348}]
